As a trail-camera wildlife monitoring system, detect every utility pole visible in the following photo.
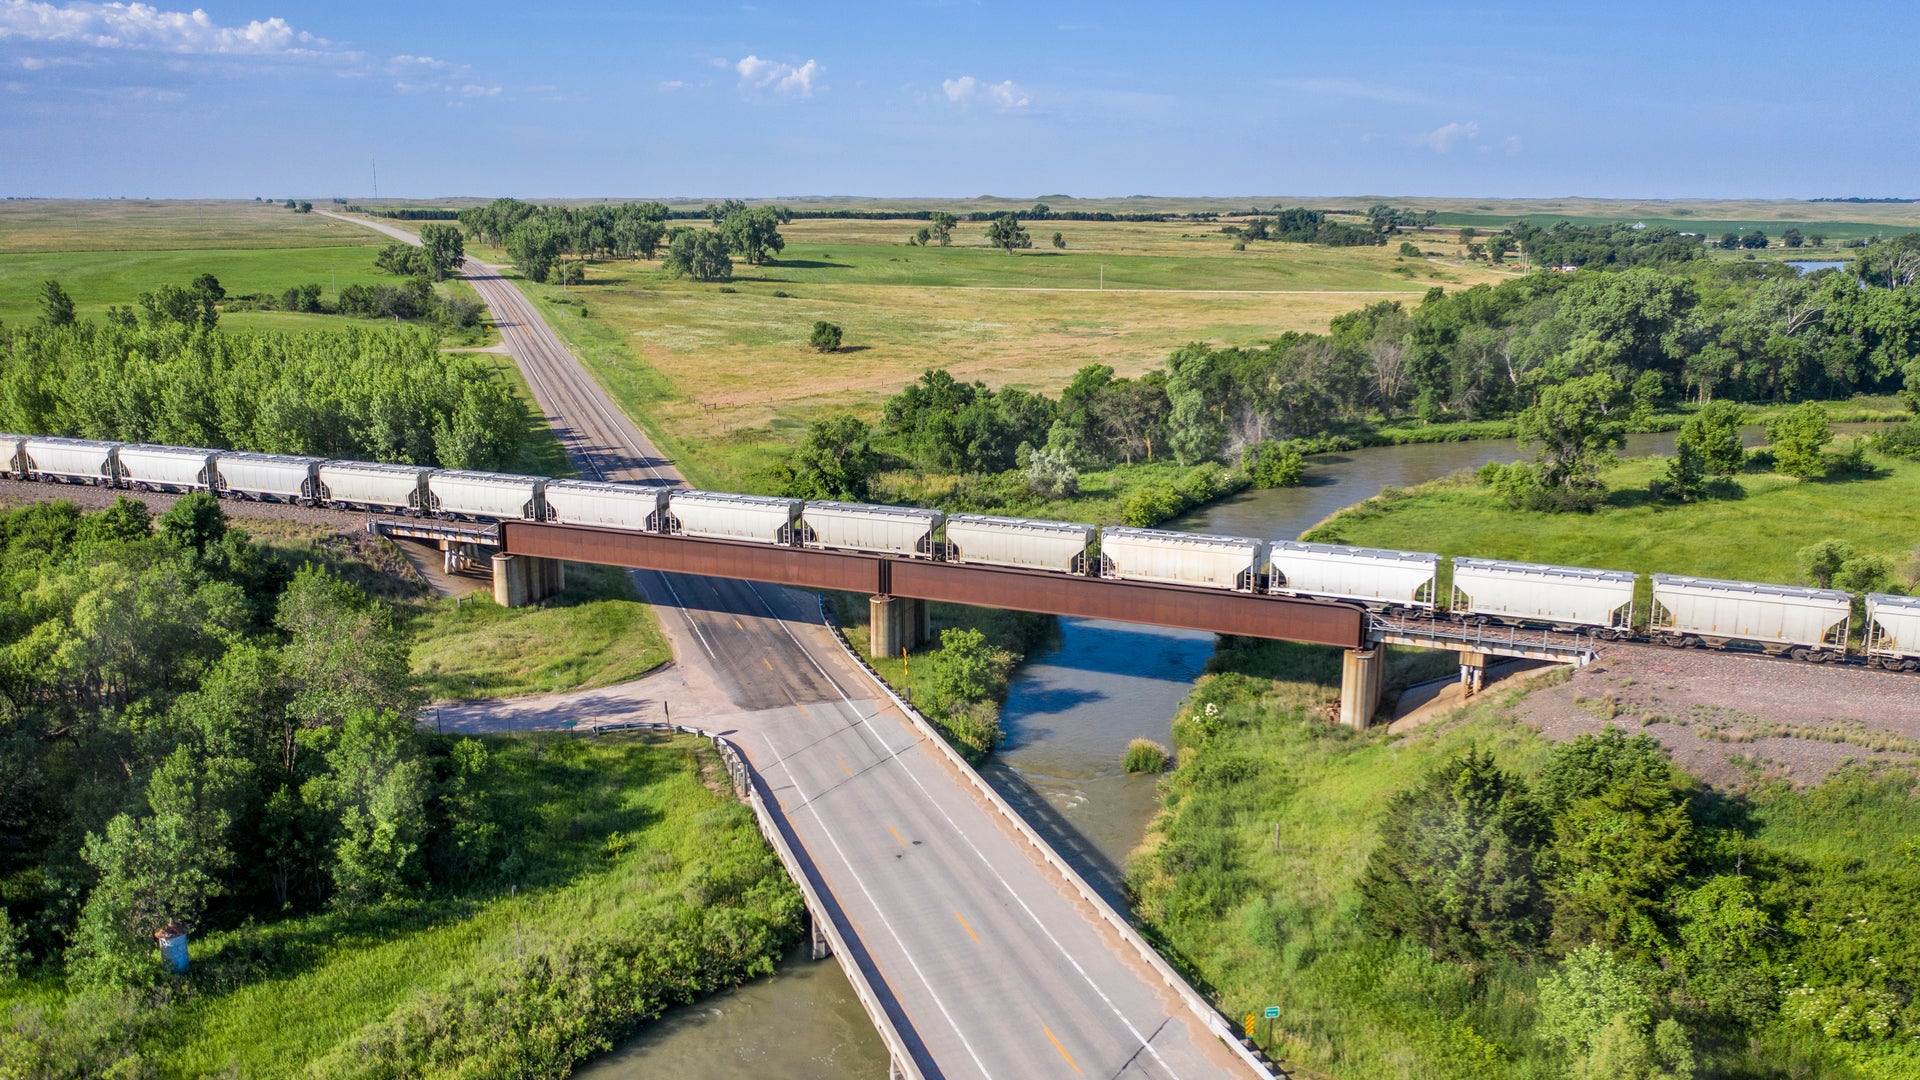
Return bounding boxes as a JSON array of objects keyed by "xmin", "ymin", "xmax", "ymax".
[{"xmin": 372, "ymin": 159, "xmax": 378, "ymax": 201}]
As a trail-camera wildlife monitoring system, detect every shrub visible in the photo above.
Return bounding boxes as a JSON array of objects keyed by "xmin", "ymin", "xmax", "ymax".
[
  {"xmin": 1767, "ymin": 402, "xmax": 1833, "ymax": 479},
  {"xmin": 809, "ymin": 321, "xmax": 843, "ymax": 353},
  {"xmin": 1121, "ymin": 483, "xmax": 1184, "ymax": 527},
  {"xmin": 1871, "ymin": 420, "xmax": 1920, "ymax": 458},
  {"xmin": 1122, "ymin": 739, "xmax": 1170, "ymax": 774},
  {"xmin": 1243, "ymin": 439, "xmax": 1305, "ymax": 488}
]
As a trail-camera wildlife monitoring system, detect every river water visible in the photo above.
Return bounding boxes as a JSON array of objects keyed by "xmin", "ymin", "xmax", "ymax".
[{"xmin": 580, "ymin": 422, "xmax": 1883, "ymax": 1074}]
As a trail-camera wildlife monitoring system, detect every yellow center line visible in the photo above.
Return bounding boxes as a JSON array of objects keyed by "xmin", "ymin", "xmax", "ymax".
[
  {"xmin": 953, "ymin": 911, "xmax": 979, "ymax": 942},
  {"xmin": 733, "ymin": 618, "xmax": 744, "ymax": 631},
  {"xmin": 761, "ymin": 656, "xmax": 773, "ymax": 671},
  {"xmin": 887, "ymin": 823, "xmax": 906, "ymax": 847},
  {"xmin": 837, "ymin": 755, "xmax": 852, "ymax": 777},
  {"xmin": 1042, "ymin": 1025, "xmax": 1083, "ymax": 1076}
]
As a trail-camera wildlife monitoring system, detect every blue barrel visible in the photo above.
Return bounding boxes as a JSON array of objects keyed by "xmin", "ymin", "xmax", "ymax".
[{"xmin": 155, "ymin": 927, "xmax": 189, "ymax": 973}]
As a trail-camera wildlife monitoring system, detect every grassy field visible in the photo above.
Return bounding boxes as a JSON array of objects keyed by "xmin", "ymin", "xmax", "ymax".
[
  {"xmin": 1128, "ymin": 639, "xmax": 1920, "ymax": 1079},
  {"xmin": 408, "ymin": 562, "xmax": 671, "ymax": 701},
  {"xmin": 467, "ymin": 217, "xmax": 1511, "ymax": 491},
  {"xmin": 0, "ymin": 200, "xmax": 500, "ymax": 342},
  {"xmin": 1303, "ymin": 449, "xmax": 1920, "ymax": 593},
  {"xmin": 121, "ymin": 731, "xmax": 797, "ymax": 1078}
]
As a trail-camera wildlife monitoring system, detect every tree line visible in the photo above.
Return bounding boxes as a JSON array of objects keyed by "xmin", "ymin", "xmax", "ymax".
[
  {"xmin": 782, "ymin": 233, "xmax": 1920, "ymax": 519},
  {"xmin": 1, "ymin": 315, "xmax": 533, "ymax": 472}
]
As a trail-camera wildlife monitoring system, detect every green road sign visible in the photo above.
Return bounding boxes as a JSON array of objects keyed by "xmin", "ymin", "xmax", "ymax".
[{"xmin": 1264, "ymin": 1007, "xmax": 1280, "ymax": 1019}]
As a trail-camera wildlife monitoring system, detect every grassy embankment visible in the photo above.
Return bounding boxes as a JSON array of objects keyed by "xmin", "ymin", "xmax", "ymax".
[
  {"xmin": 1128, "ymin": 638, "xmax": 1920, "ymax": 1078},
  {"xmin": 0, "ymin": 732, "xmax": 801, "ymax": 1079},
  {"xmin": 1303, "ymin": 446, "xmax": 1920, "ymax": 597}
]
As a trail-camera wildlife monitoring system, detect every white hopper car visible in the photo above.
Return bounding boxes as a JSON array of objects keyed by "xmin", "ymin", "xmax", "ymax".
[
  {"xmin": 1100, "ymin": 527, "xmax": 1267, "ymax": 592},
  {"xmin": 945, "ymin": 514, "xmax": 1096, "ymax": 574},
  {"xmin": 215, "ymin": 453, "xmax": 322, "ymax": 503},
  {"xmin": 427, "ymin": 470, "xmax": 545, "ymax": 520},
  {"xmin": 21, "ymin": 437, "xmax": 119, "ymax": 485},
  {"xmin": 0, "ymin": 434, "xmax": 24, "ymax": 478},
  {"xmin": 1651, "ymin": 574, "xmax": 1851, "ymax": 658},
  {"xmin": 543, "ymin": 480, "xmax": 670, "ymax": 531},
  {"xmin": 666, "ymin": 490, "xmax": 801, "ymax": 545},
  {"xmin": 317, "ymin": 462, "xmax": 431, "ymax": 514},
  {"xmin": 1452, "ymin": 557, "xmax": 1638, "ymax": 637},
  {"xmin": 1269, "ymin": 540, "xmax": 1438, "ymax": 612},
  {"xmin": 1865, "ymin": 593, "xmax": 1920, "ymax": 670},
  {"xmin": 115, "ymin": 444, "xmax": 219, "ymax": 493},
  {"xmin": 801, "ymin": 501, "xmax": 943, "ymax": 557}
]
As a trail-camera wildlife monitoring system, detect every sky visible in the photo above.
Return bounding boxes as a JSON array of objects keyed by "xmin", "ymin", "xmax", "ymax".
[{"xmin": 1, "ymin": 0, "xmax": 1916, "ymax": 200}]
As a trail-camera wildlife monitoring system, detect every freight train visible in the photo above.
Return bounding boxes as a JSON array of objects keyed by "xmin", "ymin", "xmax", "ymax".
[{"xmin": 5, "ymin": 434, "xmax": 1916, "ymax": 671}]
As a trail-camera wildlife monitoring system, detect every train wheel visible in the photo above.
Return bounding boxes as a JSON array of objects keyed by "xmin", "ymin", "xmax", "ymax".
[
  {"xmin": 1659, "ymin": 634, "xmax": 1688, "ymax": 648},
  {"xmin": 1788, "ymin": 647, "xmax": 1812, "ymax": 661}
]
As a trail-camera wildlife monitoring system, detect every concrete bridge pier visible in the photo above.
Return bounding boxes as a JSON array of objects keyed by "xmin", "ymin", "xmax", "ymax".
[
  {"xmin": 1338, "ymin": 647, "xmax": 1385, "ymax": 729},
  {"xmin": 868, "ymin": 595, "xmax": 928, "ymax": 660},
  {"xmin": 1458, "ymin": 650, "xmax": 1489, "ymax": 697},
  {"xmin": 492, "ymin": 553, "xmax": 565, "ymax": 608},
  {"xmin": 808, "ymin": 910, "xmax": 832, "ymax": 961}
]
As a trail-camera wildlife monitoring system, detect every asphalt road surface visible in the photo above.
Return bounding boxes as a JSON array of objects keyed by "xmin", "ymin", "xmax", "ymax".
[{"xmin": 330, "ymin": 211, "xmax": 1253, "ymax": 1077}]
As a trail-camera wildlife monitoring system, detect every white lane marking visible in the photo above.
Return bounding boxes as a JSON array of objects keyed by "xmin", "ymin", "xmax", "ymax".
[
  {"xmin": 744, "ymin": 584, "xmax": 1180, "ymax": 1079},
  {"xmin": 754, "ymin": 713, "xmax": 996, "ymax": 1079}
]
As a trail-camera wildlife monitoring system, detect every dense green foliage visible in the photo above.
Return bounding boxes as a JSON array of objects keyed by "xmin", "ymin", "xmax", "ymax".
[
  {"xmin": 1131, "ymin": 643, "xmax": 1920, "ymax": 1079},
  {"xmin": 0, "ymin": 501, "xmax": 797, "ymax": 1076},
  {"xmin": 0, "ymin": 319, "xmax": 532, "ymax": 470}
]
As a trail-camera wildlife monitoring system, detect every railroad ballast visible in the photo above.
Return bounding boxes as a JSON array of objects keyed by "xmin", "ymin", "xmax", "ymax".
[{"xmin": 2, "ymin": 434, "xmax": 1912, "ymax": 669}]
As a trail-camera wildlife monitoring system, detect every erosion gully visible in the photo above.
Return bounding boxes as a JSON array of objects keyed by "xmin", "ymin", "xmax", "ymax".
[{"xmin": 580, "ymin": 424, "xmax": 1874, "ymax": 1076}]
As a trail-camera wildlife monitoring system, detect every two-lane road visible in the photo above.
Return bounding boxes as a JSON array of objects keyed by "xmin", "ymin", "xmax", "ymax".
[{"xmin": 331, "ymin": 210, "xmax": 1255, "ymax": 1077}]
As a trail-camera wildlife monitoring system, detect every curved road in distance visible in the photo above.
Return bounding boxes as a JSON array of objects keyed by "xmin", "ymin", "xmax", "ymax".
[{"xmin": 325, "ymin": 210, "xmax": 1254, "ymax": 1078}]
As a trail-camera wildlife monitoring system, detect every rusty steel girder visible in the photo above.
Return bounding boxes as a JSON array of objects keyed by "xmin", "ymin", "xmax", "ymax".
[{"xmin": 500, "ymin": 522, "xmax": 1365, "ymax": 650}]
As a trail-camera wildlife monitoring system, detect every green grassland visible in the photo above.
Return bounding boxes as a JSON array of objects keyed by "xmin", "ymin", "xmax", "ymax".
[
  {"xmin": 0, "ymin": 199, "xmax": 378, "ymax": 252},
  {"xmin": 119, "ymin": 732, "xmax": 796, "ymax": 1078},
  {"xmin": 1129, "ymin": 640, "xmax": 1920, "ymax": 1078},
  {"xmin": 1304, "ymin": 449, "xmax": 1920, "ymax": 594},
  {"xmin": 408, "ymin": 562, "xmax": 671, "ymax": 701}
]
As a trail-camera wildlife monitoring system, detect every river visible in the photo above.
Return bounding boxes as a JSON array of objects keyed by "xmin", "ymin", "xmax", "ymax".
[{"xmin": 579, "ymin": 422, "xmax": 1883, "ymax": 1074}]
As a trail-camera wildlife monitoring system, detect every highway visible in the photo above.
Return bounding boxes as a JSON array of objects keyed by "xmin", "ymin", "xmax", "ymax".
[{"xmin": 328, "ymin": 211, "xmax": 1256, "ymax": 1077}]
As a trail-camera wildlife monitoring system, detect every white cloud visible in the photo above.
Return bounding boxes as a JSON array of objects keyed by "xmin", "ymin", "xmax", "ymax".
[
  {"xmin": 0, "ymin": 0, "xmax": 324, "ymax": 54},
  {"xmin": 1503, "ymin": 134, "xmax": 1523, "ymax": 156},
  {"xmin": 658, "ymin": 79, "xmax": 685, "ymax": 90},
  {"xmin": 1413, "ymin": 120, "xmax": 1479, "ymax": 153},
  {"xmin": 942, "ymin": 74, "xmax": 1028, "ymax": 110},
  {"xmin": 734, "ymin": 54, "xmax": 820, "ymax": 98}
]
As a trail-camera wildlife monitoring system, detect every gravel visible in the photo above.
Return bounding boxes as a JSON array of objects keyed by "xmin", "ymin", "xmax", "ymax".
[{"xmin": 1513, "ymin": 641, "xmax": 1920, "ymax": 788}]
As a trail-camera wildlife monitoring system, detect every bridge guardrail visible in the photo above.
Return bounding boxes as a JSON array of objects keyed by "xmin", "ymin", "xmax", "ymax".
[
  {"xmin": 587, "ymin": 719, "xmax": 926, "ymax": 1080},
  {"xmin": 816, "ymin": 597, "xmax": 1284, "ymax": 1079}
]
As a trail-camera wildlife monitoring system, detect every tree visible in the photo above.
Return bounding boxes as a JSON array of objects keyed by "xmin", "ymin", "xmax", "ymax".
[
  {"xmin": 1782, "ymin": 227, "xmax": 1805, "ymax": 249},
  {"xmin": 784, "ymin": 413, "xmax": 875, "ymax": 501},
  {"xmin": 1486, "ymin": 234, "xmax": 1514, "ymax": 264},
  {"xmin": 924, "ymin": 628, "xmax": 1013, "ymax": 719},
  {"xmin": 985, "ymin": 213, "xmax": 1032, "ymax": 254},
  {"xmin": 1514, "ymin": 374, "xmax": 1624, "ymax": 509},
  {"xmin": 306, "ymin": 710, "xmax": 430, "ymax": 908},
  {"xmin": 663, "ymin": 229, "xmax": 734, "ymax": 282},
  {"xmin": 1547, "ymin": 772, "xmax": 1692, "ymax": 955},
  {"xmin": 1242, "ymin": 440, "xmax": 1305, "ymax": 488},
  {"xmin": 809, "ymin": 321, "xmax": 842, "ymax": 352},
  {"xmin": 1677, "ymin": 400, "xmax": 1745, "ymax": 477},
  {"xmin": 1740, "ymin": 229, "xmax": 1769, "ymax": 250},
  {"xmin": 1357, "ymin": 748, "xmax": 1549, "ymax": 962},
  {"xmin": 138, "ymin": 282, "xmax": 219, "ymax": 332},
  {"xmin": 1537, "ymin": 946, "xmax": 1695, "ymax": 1080},
  {"xmin": 38, "ymin": 279, "xmax": 75, "ymax": 327},
  {"xmin": 1718, "ymin": 232, "xmax": 1741, "ymax": 250},
  {"xmin": 1458, "ymin": 226, "xmax": 1478, "ymax": 245},
  {"xmin": 1051, "ymin": 231, "xmax": 1066, "ymax": 249},
  {"xmin": 418, "ymin": 224, "xmax": 465, "ymax": 281},
  {"xmin": 928, "ymin": 211, "xmax": 957, "ymax": 246},
  {"xmin": 1766, "ymin": 401, "xmax": 1833, "ymax": 478},
  {"xmin": 1809, "ymin": 232, "xmax": 1827, "ymax": 247},
  {"xmin": 374, "ymin": 243, "xmax": 430, "ymax": 277},
  {"xmin": 1024, "ymin": 443, "xmax": 1078, "ymax": 498},
  {"xmin": 274, "ymin": 566, "xmax": 417, "ymax": 772},
  {"xmin": 720, "ymin": 207, "xmax": 786, "ymax": 265},
  {"xmin": 1652, "ymin": 441, "xmax": 1706, "ymax": 502}
]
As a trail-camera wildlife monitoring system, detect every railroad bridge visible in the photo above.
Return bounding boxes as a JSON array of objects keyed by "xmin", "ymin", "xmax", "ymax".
[{"xmin": 394, "ymin": 518, "xmax": 1597, "ymax": 729}]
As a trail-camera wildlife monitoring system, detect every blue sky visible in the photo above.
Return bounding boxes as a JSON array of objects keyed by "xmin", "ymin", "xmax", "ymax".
[{"xmin": 2, "ymin": 0, "xmax": 1915, "ymax": 200}]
